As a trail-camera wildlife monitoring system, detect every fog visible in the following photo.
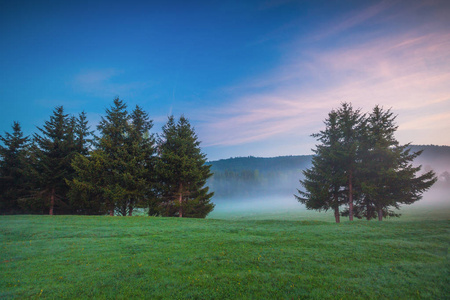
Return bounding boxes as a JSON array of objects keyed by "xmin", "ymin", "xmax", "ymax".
[{"xmin": 207, "ymin": 146, "xmax": 450, "ymax": 220}]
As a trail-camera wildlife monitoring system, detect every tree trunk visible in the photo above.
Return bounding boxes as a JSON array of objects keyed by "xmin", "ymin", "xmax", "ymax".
[
  {"xmin": 377, "ymin": 208, "xmax": 383, "ymax": 221},
  {"xmin": 334, "ymin": 194, "xmax": 340, "ymax": 223},
  {"xmin": 109, "ymin": 204, "xmax": 114, "ymax": 216},
  {"xmin": 348, "ymin": 170, "xmax": 353, "ymax": 221},
  {"xmin": 128, "ymin": 205, "xmax": 133, "ymax": 216},
  {"xmin": 179, "ymin": 183, "xmax": 183, "ymax": 218},
  {"xmin": 49, "ymin": 188, "xmax": 55, "ymax": 215},
  {"xmin": 366, "ymin": 203, "xmax": 371, "ymax": 220},
  {"xmin": 334, "ymin": 206, "xmax": 340, "ymax": 223}
]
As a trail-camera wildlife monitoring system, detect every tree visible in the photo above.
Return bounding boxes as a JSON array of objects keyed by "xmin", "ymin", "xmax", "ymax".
[
  {"xmin": 334, "ymin": 103, "xmax": 365, "ymax": 221},
  {"xmin": 296, "ymin": 111, "xmax": 347, "ymax": 223},
  {"xmin": 74, "ymin": 111, "xmax": 93, "ymax": 156},
  {"xmin": 297, "ymin": 103, "xmax": 437, "ymax": 221},
  {"xmin": 156, "ymin": 115, "xmax": 214, "ymax": 218},
  {"xmin": 69, "ymin": 98, "xmax": 157, "ymax": 216},
  {"xmin": 125, "ymin": 105, "xmax": 157, "ymax": 216},
  {"xmin": 32, "ymin": 106, "xmax": 75, "ymax": 215},
  {"xmin": 69, "ymin": 98, "xmax": 130, "ymax": 216},
  {"xmin": 356, "ymin": 106, "xmax": 400, "ymax": 220},
  {"xmin": 0, "ymin": 122, "xmax": 31, "ymax": 214},
  {"xmin": 350, "ymin": 106, "xmax": 437, "ymax": 220}
]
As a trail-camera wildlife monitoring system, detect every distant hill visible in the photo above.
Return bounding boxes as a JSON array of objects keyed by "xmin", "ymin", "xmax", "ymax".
[
  {"xmin": 207, "ymin": 145, "xmax": 450, "ymax": 200},
  {"xmin": 408, "ymin": 145, "xmax": 450, "ymax": 174},
  {"xmin": 208, "ymin": 155, "xmax": 312, "ymax": 174}
]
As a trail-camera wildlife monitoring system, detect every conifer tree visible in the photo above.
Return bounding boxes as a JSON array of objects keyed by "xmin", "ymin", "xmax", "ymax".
[
  {"xmin": 298, "ymin": 103, "xmax": 437, "ymax": 221},
  {"xmin": 125, "ymin": 105, "xmax": 156, "ymax": 216},
  {"xmin": 70, "ymin": 97, "xmax": 130, "ymax": 215},
  {"xmin": 156, "ymin": 115, "xmax": 214, "ymax": 218},
  {"xmin": 0, "ymin": 122, "xmax": 31, "ymax": 213},
  {"xmin": 69, "ymin": 98, "xmax": 156, "ymax": 216},
  {"xmin": 356, "ymin": 105, "xmax": 437, "ymax": 220},
  {"xmin": 74, "ymin": 111, "xmax": 93, "ymax": 156},
  {"xmin": 32, "ymin": 106, "xmax": 76, "ymax": 215},
  {"xmin": 296, "ymin": 111, "xmax": 347, "ymax": 223},
  {"xmin": 335, "ymin": 103, "xmax": 365, "ymax": 220}
]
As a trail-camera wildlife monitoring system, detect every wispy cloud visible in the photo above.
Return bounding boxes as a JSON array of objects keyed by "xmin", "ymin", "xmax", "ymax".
[
  {"xmin": 313, "ymin": 0, "xmax": 395, "ymax": 41},
  {"xmin": 197, "ymin": 25, "xmax": 450, "ymax": 149},
  {"xmin": 72, "ymin": 69, "xmax": 152, "ymax": 98}
]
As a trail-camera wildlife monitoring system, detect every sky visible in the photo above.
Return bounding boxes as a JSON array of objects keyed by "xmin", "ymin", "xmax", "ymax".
[{"xmin": 1, "ymin": 0, "xmax": 449, "ymax": 161}]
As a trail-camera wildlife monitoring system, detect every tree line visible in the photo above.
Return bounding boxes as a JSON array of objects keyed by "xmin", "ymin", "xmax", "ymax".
[
  {"xmin": 296, "ymin": 103, "xmax": 437, "ymax": 222},
  {"xmin": 0, "ymin": 97, "xmax": 214, "ymax": 217}
]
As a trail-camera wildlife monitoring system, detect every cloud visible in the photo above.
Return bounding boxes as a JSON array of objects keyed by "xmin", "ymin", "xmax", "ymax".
[
  {"xmin": 72, "ymin": 69, "xmax": 152, "ymax": 98},
  {"xmin": 197, "ymin": 27, "xmax": 450, "ymax": 149},
  {"xmin": 313, "ymin": 0, "xmax": 395, "ymax": 41}
]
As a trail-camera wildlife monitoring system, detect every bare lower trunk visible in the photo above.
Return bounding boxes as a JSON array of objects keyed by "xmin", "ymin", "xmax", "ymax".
[
  {"xmin": 366, "ymin": 203, "xmax": 371, "ymax": 220},
  {"xmin": 179, "ymin": 184, "xmax": 183, "ymax": 218},
  {"xmin": 109, "ymin": 204, "xmax": 114, "ymax": 216},
  {"xmin": 334, "ymin": 206, "xmax": 340, "ymax": 223},
  {"xmin": 377, "ymin": 209, "xmax": 383, "ymax": 221},
  {"xmin": 128, "ymin": 205, "xmax": 133, "ymax": 216},
  {"xmin": 348, "ymin": 170, "xmax": 353, "ymax": 221},
  {"xmin": 49, "ymin": 188, "xmax": 55, "ymax": 215},
  {"xmin": 334, "ymin": 194, "xmax": 340, "ymax": 223}
]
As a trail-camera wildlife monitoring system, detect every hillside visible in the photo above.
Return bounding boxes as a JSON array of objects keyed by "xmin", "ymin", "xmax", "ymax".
[{"xmin": 207, "ymin": 145, "xmax": 450, "ymax": 201}]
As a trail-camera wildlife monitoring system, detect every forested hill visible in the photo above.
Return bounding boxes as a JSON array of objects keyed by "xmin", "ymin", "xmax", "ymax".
[
  {"xmin": 207, "ymin": 145, "xmax": 450, "ymax": 200},
  {"xmin": 408, "ymin": 145, "xmax": 450, "ymax": 173},
  {"xmin": 208, "ymin": 155, "xmax": 312, "ymax": 174}
]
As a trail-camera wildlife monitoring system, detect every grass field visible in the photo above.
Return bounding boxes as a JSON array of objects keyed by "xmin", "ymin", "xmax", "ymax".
[{"xmin": 1, "ymin": 205, "xmax": 449, "ymax": 299}]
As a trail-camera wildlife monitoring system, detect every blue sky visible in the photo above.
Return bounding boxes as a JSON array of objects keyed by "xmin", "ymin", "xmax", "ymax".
[{"xmin": 1, "ymin": 0, "xmax": 449, "ymax": 160}]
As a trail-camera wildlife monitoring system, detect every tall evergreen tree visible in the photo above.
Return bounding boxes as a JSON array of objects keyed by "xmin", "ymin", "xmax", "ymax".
[
  {"xmin": 296, "ymin": 111, "xmax": 347, "ymax": 223},
  {"xmin": 0, "ymin": 122, "xmax": 31, "ymax": 214},
  {"xmin": 298, "ymin": 103, "xmax": 437, "ymax": 221},
  {"xmin": 156, "ymin": 115, "xmax": 214, "ymax": 218},
  {"xmin": 350, "ymin": 106, "xmax": 437, "ymax": 220},
  {"xmin": 356, "ymin": 106, "xmax": 400, "ymax": 220},
  {"xmin": 69, "ymin": 98, "xmax": 156, "ymax": 216},
  {"xmin": 335, "ymin": 103, "xmax": 365, "ymax": 221},
  {"xmin": 32, "ymin": 106, "xmax": 75, "ymax": 215},
  {"xmin": 125, "ymin": 105, "xmax": 157, "ymax": 216}
]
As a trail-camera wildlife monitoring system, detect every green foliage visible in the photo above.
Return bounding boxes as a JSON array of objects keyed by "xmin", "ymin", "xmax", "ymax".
[
  {"xmin": 1, "ymin": 215, "xmax": 448, "ymax": 298},
  {"xmin": 69, "ymin": 98, "xmax": 157, "ymax": 216},
  {"xmin": 298, "ymin": 103, "xmax": 437, "ymax": 221},
  {"xmin": 31, "ymin": 106, "xmax": 77, "ymax": 215},
  {"xmin": 156, "ymin": 115, "xmax": 214, "ymax": 218},
  {"xmin": 0, "ymin": 122, "xmax": 31, "ymax": 213},
  {"xmin": 296, "ymin": 110, "xmax": 348, "ymax": 223}
]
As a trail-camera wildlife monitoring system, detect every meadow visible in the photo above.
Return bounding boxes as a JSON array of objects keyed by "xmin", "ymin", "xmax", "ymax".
[{"xmin": 1, "ymin": 204, "xmax": 449, "ymax": 299}]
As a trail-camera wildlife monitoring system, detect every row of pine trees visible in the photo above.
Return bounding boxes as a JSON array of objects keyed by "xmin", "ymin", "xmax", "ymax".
[
  {"xmin": 297, "ymin": 103, "xmax": 436, "ymax": 222},
  {"xmin": 0, "ymin": 98, "xmax": 214, "ymax": 217}
]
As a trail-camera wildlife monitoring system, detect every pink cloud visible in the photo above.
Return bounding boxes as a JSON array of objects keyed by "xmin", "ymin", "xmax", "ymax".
[{"xmin": 197, "ymin": 29, "xmax": 450, "ymax": 148}]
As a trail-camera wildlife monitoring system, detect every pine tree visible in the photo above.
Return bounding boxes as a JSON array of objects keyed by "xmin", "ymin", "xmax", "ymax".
[
  {"xmin": 0, "ymin": 122, "xmax": 31, "ymax": 213},
  {"xmin": 69, "ymin": 98, "xmax": 157, "ymax": 216},
  {"xmin": 356, "ymin": 106, "xmax": 399, "ymax": 220},
  {"xmin": 296, "ymin": 111, "xmax": 347, "ymax": 223},
  {"xmin": 126, "ymin": 105, "xmax": 157, "ymax": 216},
  {"xmin": 32, "ymin": 106, "xmax": 75, "ymax": 215},
  {"xmin": 156, "ymin": 115, "xmax": 214, "ymax": 218},
  {"xmin": 68, "ymin": 150, "xmax": 110, "ymax": 215},
  {"xmin": 335, "ymin": 103, "xmax": 365, "ymax": 221},
  {"xmin": 298, "ymin": 103, "xmax": 437, "ymax": 221},
  {"xmin": 74, "ymin": 111, "xmax": 93, "ymax": 156}
]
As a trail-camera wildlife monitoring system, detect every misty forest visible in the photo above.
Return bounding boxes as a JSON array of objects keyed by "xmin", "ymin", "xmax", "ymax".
[
  {"xmin": 1, "ymin": 99, "xmax": 449, "ymax": 298},
  {"xmin": 1, "ymin": 99, "xmax": 447, "ymax": 219}
]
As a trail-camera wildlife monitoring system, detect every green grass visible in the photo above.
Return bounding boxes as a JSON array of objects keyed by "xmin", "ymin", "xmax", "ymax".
[{"xmin": 1, "ymin": 207, "xmax": 449, "ymax": 299}]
